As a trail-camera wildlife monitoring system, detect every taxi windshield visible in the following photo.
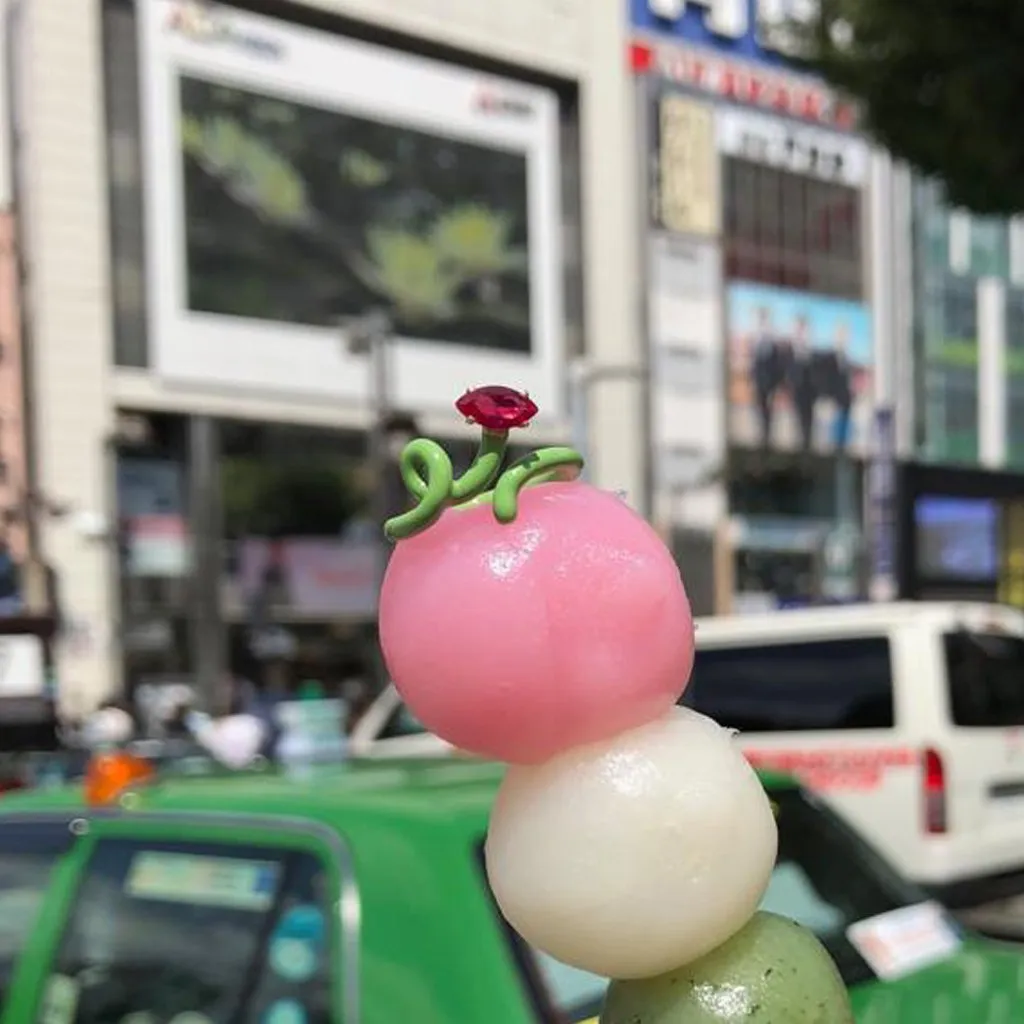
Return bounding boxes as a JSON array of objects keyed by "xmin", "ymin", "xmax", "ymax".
[
  {"xmin": 489, "ymin": 785, "xmax": 935, "ymax": 1020},
  {"xmin": 37, "ymin": 837, "xmax": 333, "ymax": 1023}
]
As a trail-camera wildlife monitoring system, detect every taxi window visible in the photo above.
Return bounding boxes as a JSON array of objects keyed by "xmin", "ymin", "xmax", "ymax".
[
  {"xmin": 37, "ymin": 838, "xmax": 333, "ymax": 1024},
  {"xmin": 531, "ymin": 952, "xmax": 605, "ymax": 1022},
  {"xmin": 381, "ymin": 703, "xmax": 427, "ymax": 740},
  {"xmin": 0, "ymin": 822, "xmax": 71, "ymax": 1010},
  {"xmin": 486, "ymin": 787, "xmax": 933, "ymax": 1014}
]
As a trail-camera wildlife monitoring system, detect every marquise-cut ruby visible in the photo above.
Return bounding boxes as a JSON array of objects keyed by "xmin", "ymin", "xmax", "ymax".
[{"xmin": 455, "ymin": 386, "xmax": 538, "ymax": 430}]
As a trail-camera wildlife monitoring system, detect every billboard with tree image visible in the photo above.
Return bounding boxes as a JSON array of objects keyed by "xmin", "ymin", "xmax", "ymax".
[{"xmin": 139, "ymin": 1, "xmax": 566, "ymax": 414}]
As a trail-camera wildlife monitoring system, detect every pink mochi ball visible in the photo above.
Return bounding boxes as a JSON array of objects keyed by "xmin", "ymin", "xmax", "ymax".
[{"xmin": 379, "ymin": 481, "xmax": 695, "ymax": 764}]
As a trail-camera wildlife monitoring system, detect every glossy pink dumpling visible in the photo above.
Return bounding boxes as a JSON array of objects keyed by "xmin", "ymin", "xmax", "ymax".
[{"xmin": 379, "ymin": 481, "xmax": 694, "ymax": 763}]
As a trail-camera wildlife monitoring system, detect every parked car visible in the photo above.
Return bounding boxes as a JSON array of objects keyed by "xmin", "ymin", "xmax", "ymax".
[{"xmin": 0, "ymin": 754, "xmax": 1019, "ymax": 1022}]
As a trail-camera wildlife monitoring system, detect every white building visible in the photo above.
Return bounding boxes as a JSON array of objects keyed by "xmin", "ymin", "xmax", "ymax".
[{"xmin": 11, "ymin": 0, "xmax": 650, "ymax": 712}]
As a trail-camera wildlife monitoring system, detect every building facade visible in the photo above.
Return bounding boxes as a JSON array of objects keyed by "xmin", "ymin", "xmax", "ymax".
[
  {"xmin": 897, "ymin": 194, "xmax": 1024, "ymax": 602},
  {"xmin": 629, "ymin": 0, "xmax": 910, "ymax": 612},
  {"xmin": 12, "ymin": 0, "xmax": 648, "ymax": 712}
]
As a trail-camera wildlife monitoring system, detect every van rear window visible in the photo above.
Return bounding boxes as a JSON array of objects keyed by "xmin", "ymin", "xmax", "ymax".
[
  {"xmin": 684, "ymin": 638, "xmax": 894, "ymax": 731},
  {"xmin": 945, "ymin": 631, "xmax": 1024, "ymax": 727}
]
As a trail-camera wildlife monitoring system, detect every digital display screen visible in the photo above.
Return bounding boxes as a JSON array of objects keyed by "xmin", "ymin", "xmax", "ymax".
[{"xmin": 914, "ymin": 496, "xmax": 1000, "ymax": 580}]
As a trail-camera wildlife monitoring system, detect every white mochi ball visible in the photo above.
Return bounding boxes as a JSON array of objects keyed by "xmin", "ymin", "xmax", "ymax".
[{"xmin": 484, "ymin": 706, "xmax": 777, "ymax": 979}]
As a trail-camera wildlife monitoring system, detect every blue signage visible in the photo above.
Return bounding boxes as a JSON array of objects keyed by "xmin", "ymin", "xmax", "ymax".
[{"xmin": 630, "ymin": 0, "xmax": 810, "ymax": 71}]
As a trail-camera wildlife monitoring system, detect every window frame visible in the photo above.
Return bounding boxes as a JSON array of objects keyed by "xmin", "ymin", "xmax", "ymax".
[
  {"xmin": 11, "ymin": 812, "xmax": 358, "ymax": 1024},
  {"xmin": 0, "ymin": 815, "xmax": 82, "ymax": 1024},
  {"xmin": 722, "ymin": 154, "xmax": 864, "ymax": 301},
  {"xmin": 472, "ymin": 841, "xmax": 604, "ymax": 1024}
]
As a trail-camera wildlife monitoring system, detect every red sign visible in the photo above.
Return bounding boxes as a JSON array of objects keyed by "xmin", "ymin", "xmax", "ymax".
[{"xmin": 630, "ymin": 39, "xmax": 857, "ymax": 131}]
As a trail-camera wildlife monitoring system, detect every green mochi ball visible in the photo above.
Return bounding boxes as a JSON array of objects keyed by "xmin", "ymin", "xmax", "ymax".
[{"xmin": 600, "ymin": 911, "xmax": 854, "ymax": 1023}]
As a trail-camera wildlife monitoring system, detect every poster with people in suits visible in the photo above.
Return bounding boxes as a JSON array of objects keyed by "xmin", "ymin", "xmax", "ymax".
[{"xmin": 727, "ymin": 282, "xmax": 873, "ymax": 455}]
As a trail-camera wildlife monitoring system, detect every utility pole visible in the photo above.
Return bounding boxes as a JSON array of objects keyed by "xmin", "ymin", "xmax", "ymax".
[
  {"xmin": 342, "ymin": 310, "xmax": 399, "ymax": 693},
  {"xmin": 568, "ymin": 359, "xmax": 648, "ymax": 505},
  {"xmin": 343, "ymin": 309, "xmax": 394, "ymax": 552}
]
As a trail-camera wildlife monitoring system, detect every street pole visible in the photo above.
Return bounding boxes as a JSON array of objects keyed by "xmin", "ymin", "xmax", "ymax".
[
  {"xmin": 343, "ymin": 309, "xmax": 394, "ymax": 549},
  {"xmin": 342, "ymin": 310, "xmax": 395, "ymax": 692},
  {"xmin": 568, "ymin": 359, "xmax": 647, "ymax": 493}
]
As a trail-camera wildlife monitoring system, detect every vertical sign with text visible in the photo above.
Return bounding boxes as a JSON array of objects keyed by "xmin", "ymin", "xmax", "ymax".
[{"xmin": 654, "ymin": 93, "xmax": 720, "ymax": 237}]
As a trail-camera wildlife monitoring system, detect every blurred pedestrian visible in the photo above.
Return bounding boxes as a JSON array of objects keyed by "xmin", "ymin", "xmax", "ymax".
[
  {"xmin": 750, "ymin": 306, "xmax": 783, "ymax": 448},
  {"xmin": 787, "ymin": 314, "xmax": 817, "ymax": 450},
  {"xmin": 822, "ymin": 321, "xmax": 854, "ymax": 450}
]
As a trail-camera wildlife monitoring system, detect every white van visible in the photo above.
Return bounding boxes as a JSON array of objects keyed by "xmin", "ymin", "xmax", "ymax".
[
  {"xmin": 353, "ymin": 601, "xmax": 1024, "ymax": 905},
  {"xmin": 690, "ymin": 601, "xmax": 1024, "ymax": 907}
]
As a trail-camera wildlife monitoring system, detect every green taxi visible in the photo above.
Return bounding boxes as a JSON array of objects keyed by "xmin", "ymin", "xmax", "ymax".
[{"xmin": 0, "ymin": 755, "xmax": 1020, "ymax": 1023}]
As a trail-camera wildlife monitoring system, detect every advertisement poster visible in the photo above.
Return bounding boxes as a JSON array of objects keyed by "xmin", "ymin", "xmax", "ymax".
[
  {"xmin": 727, "ymin": 281, "xmax": 873, "ymax": 454},
  {"xmin": 138, "ymin": 0, "xmax": 566, "ymax": 415},
  {"xmin": 116, "ymin": 458, "xmax": 190, "ymax": 578},
  {"xmin": 228, "ymin": 537, "xmax": 379, "ymax": 619},
  {"xmin": 654, "ymin": 93, "xmax": 719, "ymax": 237}
]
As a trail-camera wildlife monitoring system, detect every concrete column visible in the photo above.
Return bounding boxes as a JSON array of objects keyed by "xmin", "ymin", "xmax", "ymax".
[
  {"xmin": 978, "ymin": 275, "xmax": 1007, "ymax": 467},
  {"xmin": 580, "ymin": 5, "xmax": 649, "ymax": 516},
  {"xmin": 16, "ymin": 0, "xmax": 115, "ymax": 713}
]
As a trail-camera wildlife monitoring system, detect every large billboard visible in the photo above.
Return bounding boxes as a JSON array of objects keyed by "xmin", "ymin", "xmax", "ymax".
[
  {"xmin": 138, "ymin": 1, "xmax": 567, "ymax": 416},
  {"xmin": 727, "ymin": 281, "xmax": 873, "ymax": 454}
]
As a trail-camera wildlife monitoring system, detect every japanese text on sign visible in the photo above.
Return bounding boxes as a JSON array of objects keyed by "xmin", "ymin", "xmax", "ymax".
[
  {"xmin": 745, "ymin": 748, "xmax": 916, "ymax": 790},
  {"xmin": 656, "ymin": 94, "xmax": 719, "ymax": 236}
]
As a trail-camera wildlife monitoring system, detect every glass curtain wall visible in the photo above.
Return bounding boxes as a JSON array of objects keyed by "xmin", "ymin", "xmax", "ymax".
[{"xmin": 913, "ymin": 181, "xmax": 1013, "ymax": 464}]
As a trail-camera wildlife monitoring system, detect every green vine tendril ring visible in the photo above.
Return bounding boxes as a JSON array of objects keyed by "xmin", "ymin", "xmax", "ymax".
[{"xmin": 383, "ymin": 386, "xmax": 585, "ymax": 542}]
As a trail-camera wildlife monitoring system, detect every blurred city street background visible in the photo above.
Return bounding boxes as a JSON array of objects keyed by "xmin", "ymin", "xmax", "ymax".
[{"xmin": 0, "ymin": 1, "xmax": 1022, "ymax": 1021}]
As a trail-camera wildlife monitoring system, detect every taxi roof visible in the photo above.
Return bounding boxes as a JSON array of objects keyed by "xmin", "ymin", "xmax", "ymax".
[{"xmin": 0, "ymin": 756, "xmax": 798, "ymax": 836}]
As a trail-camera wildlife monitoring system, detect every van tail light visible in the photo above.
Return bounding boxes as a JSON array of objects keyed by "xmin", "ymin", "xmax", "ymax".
[{"xmin": 922, "ymin": 747, "xmax": 947, "ymax": 835}]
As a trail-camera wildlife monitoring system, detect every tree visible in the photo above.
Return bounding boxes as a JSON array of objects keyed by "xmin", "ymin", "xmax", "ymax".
[{"xmin": 802, "ymin": 0, "xmax": 1024, "ymax": 213}]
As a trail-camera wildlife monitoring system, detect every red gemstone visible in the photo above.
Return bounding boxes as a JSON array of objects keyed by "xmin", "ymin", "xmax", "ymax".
[{"xmin": 455, "ymin": 386, "xmax": 538, "ymax": 431}]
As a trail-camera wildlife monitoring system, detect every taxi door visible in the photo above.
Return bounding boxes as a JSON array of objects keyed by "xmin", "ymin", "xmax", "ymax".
[{"xmin": 2, "ymin": 812, "xmax": 357, "ymax": 1024}]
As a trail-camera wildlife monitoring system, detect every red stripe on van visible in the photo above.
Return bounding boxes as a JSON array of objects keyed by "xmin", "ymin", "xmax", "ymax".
[{"xmin": 745, "ymin": 747, "xmax": 916, "ymax": 791}]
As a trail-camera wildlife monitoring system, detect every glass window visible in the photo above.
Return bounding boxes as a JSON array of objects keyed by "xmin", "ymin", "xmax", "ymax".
[
  {"xmin": 921, "ymin": 276, "xmax": 979, "ymax": 462},
  {"xmin": 970, "ymin": 217, "xmax": 1009, "ymax": 279},
  {"xmin": 945, "ymin": 631, "xmax": 1024, "ymax": 727},
  {"xmin": 0, "ymin": 822, "xmax": 70, "ymax": 1011},
  {"xmin": 684, "ymin": 638, "xmax": 894, "ymax": 731},
  {"xmin": 115, "ymin": 413, "xmax": 194, "ymax": 698},
  {"xmin": 380, "ymin": 702, "xmax": 428, "ymax": 740},
  {"xmin": 39, "ymin": 838, "xmax": 334, "ymax": 1024},
  {"xmin": 758, "ymin": 788, "xmax": 934, "ymax": 984},
  {"xmin": 723, "ymin": 157, "xmax": 862, "ymax": 301},
  {"xmin": 219, "ymin": 420, "xmax": 538, "ymax": 706},
  {"xmin": 531, "ymin": 951, "xmax": 605, "ymax": 1022}
]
